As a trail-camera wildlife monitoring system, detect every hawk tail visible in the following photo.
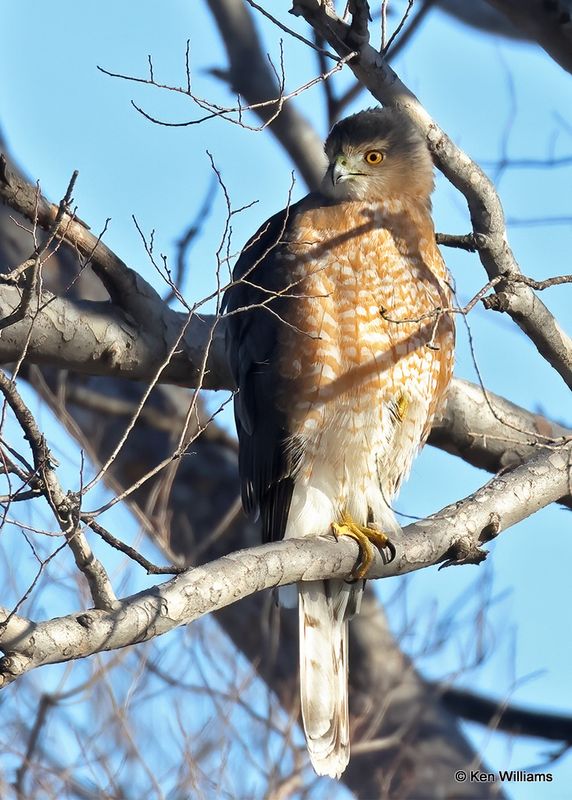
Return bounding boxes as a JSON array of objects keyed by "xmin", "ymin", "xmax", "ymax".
[{"xmin": 299, "ymin": 579, "xmax": 358, "ymax": 779}]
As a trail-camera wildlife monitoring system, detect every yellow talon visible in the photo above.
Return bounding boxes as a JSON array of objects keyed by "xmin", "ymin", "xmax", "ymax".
[{"xmin": 332, "ymin": 510, "xmax": 393, "ymax": 579}]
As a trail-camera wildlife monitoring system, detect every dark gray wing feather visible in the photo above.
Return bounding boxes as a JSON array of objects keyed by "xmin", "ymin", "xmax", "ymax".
[{"xmin": 222, "ymin": 199, "xmax": 308, "ymax": 542}]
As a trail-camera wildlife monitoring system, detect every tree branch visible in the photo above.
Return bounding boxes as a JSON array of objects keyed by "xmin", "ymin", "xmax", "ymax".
[
  {"xmin": 440, "ymin": 684, "xmax": 572, "ymax": 744},
  {"xmin": 430, "ymin": 378, "xmax": 572, "ymax": 508},
  {"xmin": 1, "ymin": 438, "xmax": 569, "ymax": 684},
  {"xmin": 0, "ymin": 284, "xmax": 231, "ymax": 389}
]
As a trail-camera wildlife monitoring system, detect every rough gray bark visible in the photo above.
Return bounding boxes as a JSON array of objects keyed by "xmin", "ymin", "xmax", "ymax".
[
  {"xmin": 429, "ymin": 378, "xmax": 572, "ymax": 510},
  {"xmin": 0, "ymin": 282, "xmax": 229, "ymax": 388}
]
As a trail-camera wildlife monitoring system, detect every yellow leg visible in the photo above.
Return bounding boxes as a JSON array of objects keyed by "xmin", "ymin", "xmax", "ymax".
[{"xmin": 332, "ymin": 510, "xmax": 394, "ymax": 580}]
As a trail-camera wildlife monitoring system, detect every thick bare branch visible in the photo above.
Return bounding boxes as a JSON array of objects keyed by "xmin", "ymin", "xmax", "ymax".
[
  {"xmin": 0, "ymin": 285, "xmax": 225, "ymax": 388},
  {"xmin": 430, "ymin": 378, "xmax": 572, "ymax": 508},
  {"xmin": 1, "ymin": 438, "xmax": 569, "ymax": 684}
]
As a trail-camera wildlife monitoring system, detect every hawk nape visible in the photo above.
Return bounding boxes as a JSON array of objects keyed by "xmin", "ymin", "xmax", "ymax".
[{"xmin": 223, "ymin": 107, "xmax": 454, "ymax": 779}]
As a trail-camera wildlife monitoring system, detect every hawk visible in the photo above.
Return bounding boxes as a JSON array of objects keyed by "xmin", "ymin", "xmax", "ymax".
[{"xmin": 223, "ymin": 108, "xmax": 454, "ymax": 779}]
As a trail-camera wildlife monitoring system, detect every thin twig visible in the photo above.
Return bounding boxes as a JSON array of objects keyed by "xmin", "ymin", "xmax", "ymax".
[
  {"xmin": 98, "ymin": 51, "xmax": 356, "ymax": 132},
  {"xmin": 383, "ymin": 0, "xmax": 414, "ymax": 55},
  {"xmin": 82, "ymin": 517, "xmax": 184, "ymax": 575},
  {"xmin": 243, "ymin": 0, "xmax": 340, "ymax": 60}
]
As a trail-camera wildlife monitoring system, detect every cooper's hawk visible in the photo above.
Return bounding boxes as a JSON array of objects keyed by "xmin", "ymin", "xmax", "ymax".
[{"xmin": 223, "ymin": 108, "xmax": 454, "ymax": 778}]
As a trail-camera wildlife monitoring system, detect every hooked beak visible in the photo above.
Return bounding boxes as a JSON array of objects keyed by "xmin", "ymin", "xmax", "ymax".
[
  {"xmin": 330, "ymin": 155, "xmax": 351, "ymax": 186},
  {"xmin": 322, "ymin": 153, "xmax": 365, "ymax": 198},
  {"xmin": 329, "ymin": 154, "xmax": 364, "ymax": 188}
]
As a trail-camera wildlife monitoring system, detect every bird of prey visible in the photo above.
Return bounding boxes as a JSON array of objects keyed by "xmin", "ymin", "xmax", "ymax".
[{"xmin": 223, "ymin": 107, "xmax": 454, "ymax": 779}]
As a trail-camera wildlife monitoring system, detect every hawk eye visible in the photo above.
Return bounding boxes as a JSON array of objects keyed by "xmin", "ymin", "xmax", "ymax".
[{"xmin": 364, "ymin": 150, "xmax": 384, "ymax": 165}]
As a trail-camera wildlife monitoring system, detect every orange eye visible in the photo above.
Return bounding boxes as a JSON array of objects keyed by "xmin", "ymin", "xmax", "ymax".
[{"xmin": 364, "ymin": 150, "xmax": 384, "ymax": 165}]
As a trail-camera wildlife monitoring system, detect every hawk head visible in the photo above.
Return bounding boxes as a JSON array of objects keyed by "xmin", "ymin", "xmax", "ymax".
[{"xmin": 322, "ymin": 107, "xmax": 434, "ymax": 203}]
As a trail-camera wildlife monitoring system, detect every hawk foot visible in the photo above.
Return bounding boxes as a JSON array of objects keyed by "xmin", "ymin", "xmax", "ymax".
[{"xmin": 332, "ymin": 510, "xmax": 395, "ymax": 580}]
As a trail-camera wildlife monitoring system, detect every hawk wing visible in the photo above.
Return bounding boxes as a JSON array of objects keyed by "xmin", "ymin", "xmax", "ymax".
[{"xmin": 222, "ymin": 197, "xmax": 310, "ymax": 542}]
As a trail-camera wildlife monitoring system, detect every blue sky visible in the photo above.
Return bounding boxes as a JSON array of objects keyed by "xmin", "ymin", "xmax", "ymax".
[{"xmin": 1, "ymin": 1, "xmax": 572, "ymax": 797}]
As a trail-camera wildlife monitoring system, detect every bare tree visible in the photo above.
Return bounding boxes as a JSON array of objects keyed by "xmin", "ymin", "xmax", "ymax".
[{"xmin": 1, "ymin": 2, "xmax": 571, "ymax": 797}]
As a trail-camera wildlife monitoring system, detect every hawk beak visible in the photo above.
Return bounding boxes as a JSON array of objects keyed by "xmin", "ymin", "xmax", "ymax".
[{"xmin": 331, "ymin": 157, "xmax": 349, "ymax": 186}]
